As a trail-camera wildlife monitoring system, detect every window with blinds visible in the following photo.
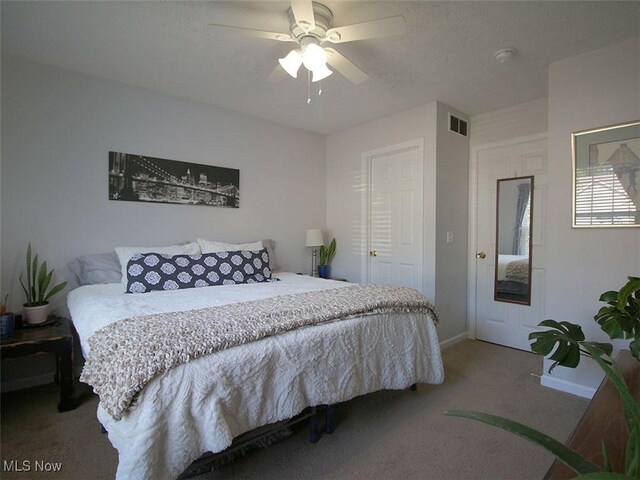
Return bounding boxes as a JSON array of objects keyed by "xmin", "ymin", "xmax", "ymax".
[{"xmin": 575, "ymin": 165, "xmax": 637, "ymax": 226}]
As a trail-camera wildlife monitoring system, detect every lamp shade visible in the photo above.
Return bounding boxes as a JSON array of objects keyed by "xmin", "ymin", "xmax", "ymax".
[
  {"xmin": 311, "ymin": 64, "xmax": 333, "ymax": 82},
  {"xmin": 305, "ymin": 229, "xmax": 324, "ymax": 247},
  {"xmin": 279, "ymin": 49, "xmax": 303, "ymax": 78}
]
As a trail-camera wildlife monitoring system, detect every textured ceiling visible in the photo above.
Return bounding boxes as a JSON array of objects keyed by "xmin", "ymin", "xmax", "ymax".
[{"xmin": 2, "ymin": 1, "xmax": 639, "ymax": 134}]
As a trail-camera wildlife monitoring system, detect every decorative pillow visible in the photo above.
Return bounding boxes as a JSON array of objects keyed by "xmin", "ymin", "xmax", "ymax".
[
  {"xmin": 125, "ymin": 249, "xmax": 273, "ymax": 294},
  {"xmin": 197, "ymin": 238, "xmax": 263, "ymax": 254},
  {"xmin": 67, "ymin": 251, "xmax": 122, "ymax": 288},
  {"xmin": 115, "ymin": 242, "xmax": 201, "ymax": 291}
]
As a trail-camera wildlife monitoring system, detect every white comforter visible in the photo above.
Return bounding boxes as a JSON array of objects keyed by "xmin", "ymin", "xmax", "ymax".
[{"xmin": 68, "ymin": 273, "xmax": 444, "ymax": 480}]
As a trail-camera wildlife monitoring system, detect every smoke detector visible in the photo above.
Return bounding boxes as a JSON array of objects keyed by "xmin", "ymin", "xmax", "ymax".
[{"xmin": 494, "ymin": 47, "xmax": 517, "ymax": 63}]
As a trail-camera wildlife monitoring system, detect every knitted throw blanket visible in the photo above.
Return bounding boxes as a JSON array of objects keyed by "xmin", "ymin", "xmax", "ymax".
[{"xmin": 80, "ymin": 284, "xmax": 438, "ymax": 420}]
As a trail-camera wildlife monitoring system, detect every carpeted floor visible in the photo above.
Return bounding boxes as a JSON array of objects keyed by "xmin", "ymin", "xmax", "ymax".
[{"xmin": 0, "ymin": 340, "xmax": 589, "ymax": 479}]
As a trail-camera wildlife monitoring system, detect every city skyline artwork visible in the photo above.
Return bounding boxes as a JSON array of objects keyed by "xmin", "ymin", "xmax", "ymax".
[{"xmin": 108, "ymin": 152, "xmax": 240, "ymax": 208}]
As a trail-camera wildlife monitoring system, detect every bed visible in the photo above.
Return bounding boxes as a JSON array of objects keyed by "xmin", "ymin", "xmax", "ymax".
[
  {"xmin": 68, "ymin": 269, "xmax": 444, "ymax": 479},
  {"xmin": 496, "ymin": 254, "xmax": 529, "ymax": 299}
]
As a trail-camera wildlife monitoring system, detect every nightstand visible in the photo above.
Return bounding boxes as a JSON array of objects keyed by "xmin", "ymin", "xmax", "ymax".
[{"xmin": 1, "ymin": 315, "xmax": 77, "ymax": 412}]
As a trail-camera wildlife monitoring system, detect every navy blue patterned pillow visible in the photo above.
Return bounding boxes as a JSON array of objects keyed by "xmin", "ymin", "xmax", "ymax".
[{"xmin": 125, "ymin": 249, "xmax": 273, "ymax": 294}]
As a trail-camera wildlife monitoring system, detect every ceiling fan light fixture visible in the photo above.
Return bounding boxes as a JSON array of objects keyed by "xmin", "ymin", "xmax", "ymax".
[
  {"xmin": 279, "ymin": 49, "xmax": 303, "ymax": 78},
  {"xmin": 311, "ymin": 64, "xmax": 333, "ymax": 82},
  {"xmin": 302, "ymin": 43, "xmax": 328, "ymax": 71}
]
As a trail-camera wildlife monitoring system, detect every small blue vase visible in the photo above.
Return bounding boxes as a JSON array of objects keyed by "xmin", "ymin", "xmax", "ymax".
[{"xmin": 317, "ymin": 265, "xmax": 330, "ymax": 279}]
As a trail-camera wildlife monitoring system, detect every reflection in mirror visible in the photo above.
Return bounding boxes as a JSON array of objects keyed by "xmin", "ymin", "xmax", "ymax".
[{"xmin": 494, "ymin": 176, "xmax": 534, "ymax": 305}]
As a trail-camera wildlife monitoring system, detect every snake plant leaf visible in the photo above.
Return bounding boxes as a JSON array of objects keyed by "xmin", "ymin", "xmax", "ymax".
[
  {"xmin": 37, "ymin": 261, "xmax": 48, "ymax": 303},
  {"xmin": 30, "ymin": 254, "xmax": 38, "ymax": 303},
  {"xmin": 444, "ymin": 410, "xmax": 601, "ymax": 475},
  {"xmin": 41, "ymin": 271, "xmax": 53, "ymax": 304},
  {"xmin": 43, "ymin": 280, "xmax": 67, "ymax": 302}
]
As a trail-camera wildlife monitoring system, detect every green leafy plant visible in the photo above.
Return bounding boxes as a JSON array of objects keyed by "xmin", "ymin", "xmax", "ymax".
[
  {"xmin": 446, "ymin": 276, "xmax": 640, "ymax": 479},
  {"xmin": 318, "ymin": 238, "xmax": 336, "ymax": 267},
  {"xmin": 19, "ymin": 243, "xmax": 67, "ymax": 307}
]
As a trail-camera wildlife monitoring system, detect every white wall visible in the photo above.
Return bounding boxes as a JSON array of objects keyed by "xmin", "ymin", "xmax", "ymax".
[
  {"xmin": 1, "ymin": 57, "xmax": 326, "ymax": 313},
  {"xmin": 1, "ymin": 57, "xmax": 326, "ymax": 388},
  {"xmin": 543, "ymin": 36, "xmax": 640, "ymax": 396},
  {"xmin": 435, "ymin": 103, "xmax": 470, "ymax": 342},
  {"xmin": 470, "ymin": 98, "xmax": 547, "ymax": 148},
  {"xmin": 325, "ymin": 101, "xmax": 469, "ymax": 343}
]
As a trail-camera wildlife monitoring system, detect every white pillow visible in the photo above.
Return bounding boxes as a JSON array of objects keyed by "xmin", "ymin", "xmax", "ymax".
[
  {"xmin": 197, "ymin": 238, "xmax": 263, "ymax": 254},
  {"xmin": 115, "ymin": 242, "xmax": 201, "ymax": 291}
]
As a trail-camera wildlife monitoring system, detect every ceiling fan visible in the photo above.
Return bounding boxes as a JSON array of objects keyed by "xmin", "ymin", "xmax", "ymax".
[{"xmin": 209, "ymin": 0, "xmax": 406, "ymax": 87}]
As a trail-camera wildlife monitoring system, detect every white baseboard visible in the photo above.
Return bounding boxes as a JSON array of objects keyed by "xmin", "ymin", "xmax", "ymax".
[
  {"xmin": 439, "ymin": 332, "xmax": 468, "ymax": 350},
  {"xmin": 1, "ymin": 373, "xmax": 54, "ymax": 393},
  {"xmin": 540, "ymin": 374, "xmax": 596, "ymax": 399}
]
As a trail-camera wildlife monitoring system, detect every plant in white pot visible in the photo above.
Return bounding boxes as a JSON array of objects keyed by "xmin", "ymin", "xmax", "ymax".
[{"xmin": 19, "ymin": 244, "xmax": 67, "ymax": 325}]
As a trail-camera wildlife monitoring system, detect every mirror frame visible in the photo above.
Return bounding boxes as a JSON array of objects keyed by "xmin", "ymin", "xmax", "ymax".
[{"xmin": 494, "ymin": 175, "xmax": 534, "ymax": 306}]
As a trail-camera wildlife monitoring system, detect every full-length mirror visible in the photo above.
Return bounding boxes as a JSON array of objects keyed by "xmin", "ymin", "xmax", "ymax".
[{"xmin": 494, "ymin": 176, "xmax": 534, "ymax": 305}]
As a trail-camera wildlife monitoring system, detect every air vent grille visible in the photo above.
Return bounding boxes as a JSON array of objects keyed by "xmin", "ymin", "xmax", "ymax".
[{"xmin": 449, "ymin": 113, "xmax": 468, "ymax": 137}]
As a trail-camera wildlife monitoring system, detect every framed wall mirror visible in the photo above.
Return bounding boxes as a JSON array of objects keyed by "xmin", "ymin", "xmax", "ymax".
[{"xmin": 494, "ymin": 176, "xmax": 534, "ymax": 305}]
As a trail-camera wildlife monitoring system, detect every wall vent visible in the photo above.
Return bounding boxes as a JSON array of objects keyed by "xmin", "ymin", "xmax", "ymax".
[{"xmin": 448, "ymin": 113, "xmax": 468, "ymax": 137}]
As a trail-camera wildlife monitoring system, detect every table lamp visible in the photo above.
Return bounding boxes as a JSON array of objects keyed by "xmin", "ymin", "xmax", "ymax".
[{"xmin": 305, "ymin": 229, "xmax": 324, "ymax": 277}]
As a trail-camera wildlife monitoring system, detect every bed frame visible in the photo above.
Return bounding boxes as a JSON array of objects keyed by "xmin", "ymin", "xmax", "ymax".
[{"xmin": 177, "ymin": 383, "xmax": 416, "ymax": 477}]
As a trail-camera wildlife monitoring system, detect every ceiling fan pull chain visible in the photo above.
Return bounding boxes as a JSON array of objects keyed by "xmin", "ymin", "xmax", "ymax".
[
  {"xmin": 307, "ymin": 70, "xmax": 311, "ymax": 104},
  {"xmin": 318, "ymin": 79, "xmax": 323, "ymax": 96}
]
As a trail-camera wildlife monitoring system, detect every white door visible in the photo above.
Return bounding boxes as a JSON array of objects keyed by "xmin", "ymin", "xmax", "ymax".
[
  {"xmin": 365, "ymin": 140, "xmax": 424, "ymax": 291},
  {"xmin": 473, "ymin": 136, "xmax": 547, "ymax": 351}
]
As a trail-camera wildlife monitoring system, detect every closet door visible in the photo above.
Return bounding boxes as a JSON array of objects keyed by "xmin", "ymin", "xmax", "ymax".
[{"xmin": 365, "ymin": 140, "xmax": 424, "ymax": 291}]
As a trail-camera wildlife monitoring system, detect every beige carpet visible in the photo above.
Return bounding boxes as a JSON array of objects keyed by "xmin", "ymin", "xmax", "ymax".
[{"xmin": 0, "ymin": 340, "xmax": 588, "ymax": 479}]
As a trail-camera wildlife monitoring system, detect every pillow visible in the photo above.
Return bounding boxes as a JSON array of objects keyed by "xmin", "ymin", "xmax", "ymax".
[
  {"xmin": 198, "ymin": 238, "xmax": 279, "ymax": 271},
  {"xmin": 125, "ymin": 249, "xmax": 273, "ymax": 294},
  {"xmin": 197, "ymin": 238, "xmax": 263, "ymax": 254},
  {"xmin": 261, "ymin": 239, "xmax": 279, "ymax": 272},
  {"xmin": 115, "ymin": 242, "xmax": 201, "ymax": 290},
  {"xmin": 67, "ymin": 251, "xmax": 122, "ymax": 288}
]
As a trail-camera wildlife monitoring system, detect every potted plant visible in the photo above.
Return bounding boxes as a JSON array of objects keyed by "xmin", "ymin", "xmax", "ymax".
[
  {"xmin": 446, "ymin": 276, "xmax": 639, "ymax": 478},
  {"xmin": 0, "ymin": 293, "xmax": 14, "ymax": 337},
  {"xmin": 19, "ymin": 244, "xmax": 67, "ymax": 325},
  {"xmin": 317, "ymin": 238, "xmax": 336, "ymax": 279}
]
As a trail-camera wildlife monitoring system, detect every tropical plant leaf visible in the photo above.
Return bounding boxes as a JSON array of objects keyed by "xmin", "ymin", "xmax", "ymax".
[
  {"xmin": 529, "ymin": 320, "xmax": 586, "ymax": 372},
  {"xmin": 444, "ymin": 410, "xmax": 601, "ymax": 475},
  {"xmin": 617, "ymin": 277, "xmax": 640, "ymax": 312},
  {"xmin": 599, "ymin": 290, "xmax": 619, "ymax": 304},
  {"xmin": 625, "ymin": 423, "xmax": 639, "ymax": 478}
]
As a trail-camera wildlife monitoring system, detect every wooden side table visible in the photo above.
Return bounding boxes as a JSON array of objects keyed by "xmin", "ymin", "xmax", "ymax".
[{"xmin": 1, "ymin": 315, "xmax": 77, "ymax": 412}]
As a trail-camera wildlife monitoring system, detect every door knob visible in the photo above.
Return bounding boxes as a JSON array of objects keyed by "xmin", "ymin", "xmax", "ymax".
[
  {"xmin": 476, "ymin": 251, "xmax": 486, "ymax": 259},
  {"xmin": 369, "ymin": 250, "xmax": 378, "ymax": 257}
]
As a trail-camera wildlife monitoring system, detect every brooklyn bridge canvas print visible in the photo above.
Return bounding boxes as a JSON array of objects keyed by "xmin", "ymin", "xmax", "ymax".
[{"xmin": 108, "ymin": 152, "xmax": 240, "ymax": 208}]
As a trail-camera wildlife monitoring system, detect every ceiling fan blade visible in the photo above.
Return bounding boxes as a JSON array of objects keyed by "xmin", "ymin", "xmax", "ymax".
[
  {"xmin": 267, "ymin": 64, "xmax": 288, "ymax": 82},
  {"xmin": 290, "ymin": 0, "xmax": 315, "ymax": 32},
  {"xmin": 325, "ymin": 48, "xmax": 369, "ymax": 85},
  {"xmin": 208, "ymin": 24, "xmax": 295, "ymax": 42},
  {"xmin": 324, "ymin": 16, "xmax": 406, "ymax": 44}
]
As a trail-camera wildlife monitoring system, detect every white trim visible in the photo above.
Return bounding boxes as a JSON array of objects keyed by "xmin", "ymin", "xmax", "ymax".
[
  {"xmin": 439, "ymin": 331, "xmax": 468, "ymax": 350},
  {"xmin": 467, "ymin": 132, "xmax": 548, "ymax": 339},
  {"xmin": 360, "ymin": 138, "xmax": 425, "ymax": 291},
  {"xmin": 540, "ymin": 374, "xmax": 596, "ymax": 399},
  {"xmin": 1, "ymin": 373, "xmax": 54, "ymax": 392}
]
